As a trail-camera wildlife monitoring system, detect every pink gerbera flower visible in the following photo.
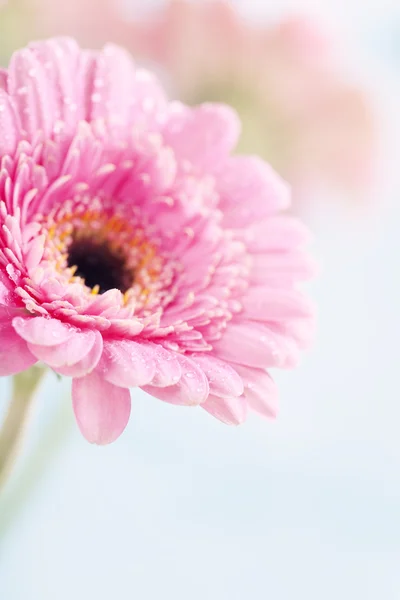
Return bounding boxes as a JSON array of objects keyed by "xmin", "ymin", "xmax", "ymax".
[{"xmin": 0, "ymin": 38, "xmax": 315, "ymax": 444}]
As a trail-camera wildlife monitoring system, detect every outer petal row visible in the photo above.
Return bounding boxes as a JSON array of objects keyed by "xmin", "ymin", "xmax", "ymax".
[{"xmin": 6, "ymin": 314, "xmax": 282, "ymax": 442}]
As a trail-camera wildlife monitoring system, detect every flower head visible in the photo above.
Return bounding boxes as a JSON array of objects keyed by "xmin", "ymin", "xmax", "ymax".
[{"xmin": 0, "ymin": 38, "xmax": 315, "ymax": 444}]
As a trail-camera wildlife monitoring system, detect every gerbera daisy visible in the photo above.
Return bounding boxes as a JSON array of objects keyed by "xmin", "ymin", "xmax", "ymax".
[{"xmin": 0, "ymin": 38, "xmax": 315, "ymax": 444}]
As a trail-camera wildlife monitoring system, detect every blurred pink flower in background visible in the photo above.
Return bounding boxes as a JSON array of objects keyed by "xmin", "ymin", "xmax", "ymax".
[
  {"xmin": 0, "ymin": 38, "xmax": 315, "ymax": 444},
  {"xmin": 34, "ymin": 0, "xmax": 377, "ymax": 211}
]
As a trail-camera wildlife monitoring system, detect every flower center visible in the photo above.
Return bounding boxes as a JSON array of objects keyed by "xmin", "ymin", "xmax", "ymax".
[
  {"xmin": 67, "ymin": 238, "xmax": 133, "ymax": 294},
  {"xmin": 40, "ymin": 197, "xmax": 177, "ymax": 311}
]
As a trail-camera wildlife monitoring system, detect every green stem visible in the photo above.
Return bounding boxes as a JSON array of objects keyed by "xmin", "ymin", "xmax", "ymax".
[{"xmin": 0, "ymin": 366, "xmax": 46, "ymax": 493}]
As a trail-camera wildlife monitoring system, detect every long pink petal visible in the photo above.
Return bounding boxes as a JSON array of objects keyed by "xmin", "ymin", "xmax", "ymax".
[
  {"xmin": 217, "ymin": 156, "xmax": 290, "ymax": 227},
  {"xmin": 0, "ymin": 89, "xmax": 20, "ymax": 155},
  {"xmin": 85, "ymin": 43, "xmax": 137, "ymax": 126},
  {"xmin": 27, "ymin": 328, "xmax": 96, "ymax": 368},
  {"xmin": 238, "ymin": 216, "xmax": 313, "ymax": 253},
  {"xmin": 241, "ymin": 287, "xmax": 315, "ymax": 321},
  {"xmin": 212, "ymin": 321, "xmax": 295, "ymax": 369},
  {"xmin": 55, "ymin": 330, "xmax": 103, "ymax": 377},
  {"xmin": 0, "ymin": 323, "xmax": 37, "ymax": 376},
  {"xmin": 163, "ymin": 102, "xmax": 240, "ymax": 172},
  {"xmin": 192, "ymin": 354, "xmax": 243, "ymax": 398},
  {"xmin": 98, "ymin": 339, "xmax": 156, "ymax": 388},
  {"xmin": 72, "ymin": 371, "xmax": 131, "ymax": 445},
  {"xmin": 234, "ymin": 365, "xmax": 278, "ymax": 418},
  {"xmin": 250, "ymin": 251, "xmax": 318, "ymax": 285},
  {"xmin": 12, "ymin": 316, "xmax": 74, "ymax": 347},
  {"xmin": 142, "ymin": 355, "xmax": 209, "ymax": 406},
  {"xmin": 12, "ymin": 317, "xmax": 74, "ymax": 346},
  {"xmin": 7, "ymin": 44, "xmax": 57, "ymax": 140},
  {"xmin": 143, "ymin": 344, "xmax": 182, "ymax": 387},
  {"xmin": 201, "ymin": 394, "xmax": 248, "ymax": 425}
]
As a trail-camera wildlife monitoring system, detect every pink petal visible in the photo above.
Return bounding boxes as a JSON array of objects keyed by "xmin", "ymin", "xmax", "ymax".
[
  {"xmin": 72, "ymin": 371, "xmax": 131, "ymax": 445},
  {"xmin": 98, "ymin": 339, "xmax": 156, "ymax": 388},
  {"xmin": 0, "ymin": 273, "xmax": 22, "ymax": 318},
  {"xmin": 0, "ymin": 322, "xmax": 37, "ymax": 376},
  {"xmin": 24, "ymin": 235, "xmax": 45, "ymax": 271},
  {"xmin": 239, "ymin": 216, "xmax": 313, "ymax": 253},
  {"xmin": 191, "ymin": 354, "xmax": 243, "ymax": 398},
  {"xmin": 55, "ymin": 330, "xmax": 103, "ymax": 377},
  {"xmin": 212, "ymin": 321, "xmax": 296, "ymax": 369},
  {"xmin": 7, "ymin": 44, "xmax": 57, "ymax": 139},
  {"xmin": 0, "ymin": 305, "xmax": 26, "ymax": 323},
  {"xmin": 107, "ymin": 319, "xmax": 145, "ymax": 337},
  {"xmin": 163, "ymin": 103, "xmax": 240, "ymax": 172},
  {"xmin": 241, "ymin": 287, "xmax": 315, "ymax": 321},
  {"xmin": 0, "ymin": 269, "xmax": 13, "ymax": 295},
  {"xmin": 201, "ymin": 394, "xmax": 247, "ymax": 425},
  {"xmin": 12, "ymin": 316, "xmax": 74, "ymax": 346},
  {"xmin": 132, "ymin": 68, "xmax": 168, "ymax": 128},
  {"xmin": 217, "ymin": 156, "xmax": 290, "ymax": 228},
  {"xmin": 143, "ymin": 344, "xmax": 182, "ymax": 387},
  {"xmin": 88, "ymin": 45, "xmax": 167, "ymax": 131},
  {"xmin": 0, "ymin": 89, "xmax": 20, "ymax": 155},
  {"xmin": 234, "ymin": 365, "xmax": 278, "ymax": 418},
  {"xmin": 250, "ymin": 251, "xmax": 318, "ymax": 285},
  {"xmin": 142, "ymin": 355, "xmax": 209, "ymax": 406},
  {"xmin": 85, "ymin": 290, "xmax": 124, "ymax": 316},
  {"xmin": 269, "ymin": 318, "xmax": 316, "ymax": 349},
  {"xmin": 27, "ymin": 328, "xmax": 96, "ymax": 368},
  {"xmin": 0, "ymin": 272, "xmax": 26, "ymax": 323},
  {"xmin": 85, "ymin": 44, "xmax": 137, "ymax": 126}
]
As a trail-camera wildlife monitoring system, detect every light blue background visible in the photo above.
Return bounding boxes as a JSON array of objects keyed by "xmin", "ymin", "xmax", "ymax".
[{"xmin": 1, "ymin": 1, "xmax": 400, "ymax": 598}]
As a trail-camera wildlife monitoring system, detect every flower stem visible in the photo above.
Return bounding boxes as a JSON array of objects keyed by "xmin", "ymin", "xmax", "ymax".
[{"xmin": 0, "ymin": 366, "xmax": 46, "ymax": 493}]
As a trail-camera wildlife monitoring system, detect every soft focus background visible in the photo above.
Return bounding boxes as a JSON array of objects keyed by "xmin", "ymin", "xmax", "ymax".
[{"xmin": 1, "ymin": 1, "xmax": 400, "ymax": 599}]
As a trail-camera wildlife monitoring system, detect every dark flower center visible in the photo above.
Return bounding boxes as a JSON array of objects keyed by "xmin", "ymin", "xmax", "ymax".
[{"xmin": 67, "ymin": 239, "xmax": 132, "ymax": 294}]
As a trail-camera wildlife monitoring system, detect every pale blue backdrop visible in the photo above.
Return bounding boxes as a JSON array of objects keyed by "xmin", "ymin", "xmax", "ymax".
[{"xmin": 1, "ymin": 1, "xmax": 400, "ymax": 598}]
